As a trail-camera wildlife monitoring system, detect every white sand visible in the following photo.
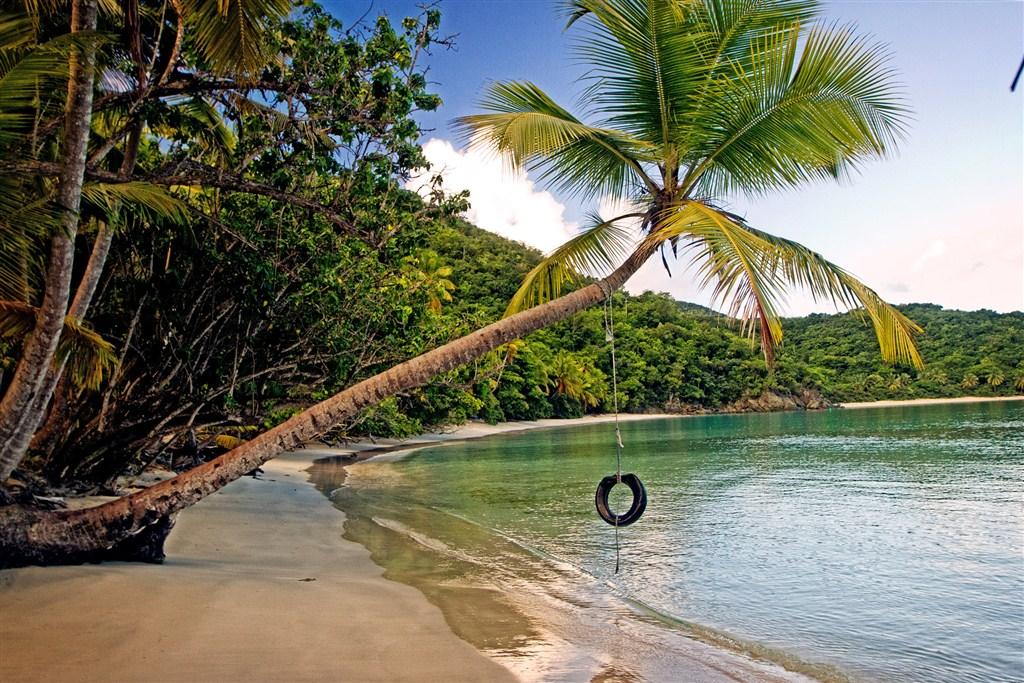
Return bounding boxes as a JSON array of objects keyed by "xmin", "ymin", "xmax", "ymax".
[
  {"xmin": 840, "ymin": 395, "xmax": 1024, "ymax": 409},
  {"xmin": 0, "ymin": 449, "xmax": 515, "ymax": 683}
]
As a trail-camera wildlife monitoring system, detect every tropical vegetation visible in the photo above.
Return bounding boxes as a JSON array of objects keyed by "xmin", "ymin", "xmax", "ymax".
[{"xmin": 0, "ymin": 0, "xmax": 998, "ymax": 567}]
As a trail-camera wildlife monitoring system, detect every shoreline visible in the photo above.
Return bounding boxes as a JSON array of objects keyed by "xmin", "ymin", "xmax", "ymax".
[
  {"xmin": 342, "ymin": 412, "xmax": 681, "ymax": 464},
  {"xmin": 324, "ymin": 413, "xmax": 831, "ymax": 682},
  {"xmin": 839, "ymin": 395, "xmax": 1024, "ymax": 409},
  {"xmin": 0, "ymin": 412, "xmax": 799, "ymax": 683},
  {"xmin": 330, "ymin": 396, "xmax": 1024, "ymax": 465},
  {"xmin": 3, "ymin": 400, "xmax": 1016, "ymax": 681},
  {"xmin": 0, "ymin": 449, "xmax": 515, "ymax": 683}
]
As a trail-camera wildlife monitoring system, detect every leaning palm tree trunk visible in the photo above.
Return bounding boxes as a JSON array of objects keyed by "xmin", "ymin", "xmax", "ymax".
[
  {"xmin": 0, "ymin": 241, "xmax": 656, "ymax": 568},
  {"xmin": 0, "ymin": 0, "xmax": 99, "ymax": 481}
]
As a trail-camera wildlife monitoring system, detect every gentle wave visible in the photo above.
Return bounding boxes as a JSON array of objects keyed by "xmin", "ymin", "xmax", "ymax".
[{"xmin": 324, "ymin": 401, "xmax": 1024, "ymax": 683}]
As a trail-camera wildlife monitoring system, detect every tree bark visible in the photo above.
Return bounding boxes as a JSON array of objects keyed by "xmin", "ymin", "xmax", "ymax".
[
  {"xmin": 0, "ymin": 0, "xmax": 99, "ymax": 482},
  {"xmin": 26, "ymin": 122, "xmax": 143, "ymax": 457},
  {"xmin": 25, "ymin": 220, "xmax": 114, "ymax": 454},
  {"xmin": 28, "ymin": 0, "xmax": 148, "ymax": 458},
  {"xmin": 0, "ymin": 240, "xmax": 657, "ymax": 567}
]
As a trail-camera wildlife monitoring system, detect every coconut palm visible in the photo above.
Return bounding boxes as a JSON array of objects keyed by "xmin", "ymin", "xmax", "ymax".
[
  {"xmin": 403, "ymin": 250, "xmax": 457, "ymax": 313},
  {"xmin": 0, "ymin": 0, "xmax": 924, "ymax": 566},
  {"xmin": 0, "ymin": 0, "xmax": 290, "ymax": 482},
  {"xmin": 457, "ymin": 0, "xmax": 921, "ymax": 368},
  {"xmin": 547, "ymin": 350, "xmax": 606, "ymax": 408}
]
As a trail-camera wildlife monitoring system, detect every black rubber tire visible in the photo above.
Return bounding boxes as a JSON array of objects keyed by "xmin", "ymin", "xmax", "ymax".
[{"xmin": 594, "ymin": 473, "xmax": 647, "ymax": 527}]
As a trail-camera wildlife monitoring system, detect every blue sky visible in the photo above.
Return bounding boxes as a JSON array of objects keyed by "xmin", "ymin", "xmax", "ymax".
[{"xmin": 327, "ymin": 0, "xmax": 1023, "ymax": 313}]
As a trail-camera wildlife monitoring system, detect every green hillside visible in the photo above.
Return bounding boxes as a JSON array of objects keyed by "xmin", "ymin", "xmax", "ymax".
[{"xmin": 357, "ymin": 219, "xmax": 1023, "ymax": 433}]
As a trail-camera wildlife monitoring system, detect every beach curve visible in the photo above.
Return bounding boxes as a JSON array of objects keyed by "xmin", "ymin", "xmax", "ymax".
[{"xmin": 0, "ymin": 448, "xmax": 515, "ymax": 683}]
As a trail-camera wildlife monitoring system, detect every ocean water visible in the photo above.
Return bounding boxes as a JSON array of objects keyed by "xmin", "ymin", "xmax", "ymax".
[{"xmin": 314, "ymin": 401, "xmax": 1024, "ymax": 682}]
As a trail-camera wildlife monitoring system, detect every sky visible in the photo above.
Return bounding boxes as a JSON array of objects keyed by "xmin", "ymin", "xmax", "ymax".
[{"xmin": 326, "ymin": 0, "xmax": 1024, "ymax": 314}]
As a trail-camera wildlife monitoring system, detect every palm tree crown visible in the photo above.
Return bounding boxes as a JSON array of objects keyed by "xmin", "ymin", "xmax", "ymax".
[{"xmin": 456, "ymin": 0, "xmax": 922, "ymax": 367}]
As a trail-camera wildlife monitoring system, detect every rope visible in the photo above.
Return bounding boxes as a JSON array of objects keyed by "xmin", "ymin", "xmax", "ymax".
[{"xmin": 604, "ymin": 295, "xmax": 623, "ymax": 574}]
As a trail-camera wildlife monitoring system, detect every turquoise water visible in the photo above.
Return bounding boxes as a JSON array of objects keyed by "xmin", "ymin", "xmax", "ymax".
[{"xmin": 326, "ymin": 402, "xmax": 1024, "ymax": 682}]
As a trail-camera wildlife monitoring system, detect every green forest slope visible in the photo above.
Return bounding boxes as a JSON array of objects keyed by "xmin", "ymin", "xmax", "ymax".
[{"xmin": 361, "ymin": 219, "xmax": 1022, "ymax": 433}]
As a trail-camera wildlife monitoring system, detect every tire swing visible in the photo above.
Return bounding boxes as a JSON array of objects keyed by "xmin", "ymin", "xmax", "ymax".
[
  {"xmin": 594, "ymin": 292, "xmax": 646, "ymax": 573},
  {"xmin": 595, "ymin": 473, "xmax": 647, "ymax": 527}
]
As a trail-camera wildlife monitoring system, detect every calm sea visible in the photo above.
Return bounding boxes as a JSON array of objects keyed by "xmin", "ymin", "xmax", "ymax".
[{"xmin": 317, "ymin": 401, "xmax": 1024, "ymax": 682}]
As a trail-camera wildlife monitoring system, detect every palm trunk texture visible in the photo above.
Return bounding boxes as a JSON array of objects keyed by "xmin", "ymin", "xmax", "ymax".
[
  {"xmin": 26, "ymin": 125, "xmax": 141, "ymax": 454},
  {"xmin": 0, "ymin": 242, "xmax": 655, "ymax": 567},
  {"xmin": 0, "ymin": 0, "xmax": 99, "ymax": 481}
]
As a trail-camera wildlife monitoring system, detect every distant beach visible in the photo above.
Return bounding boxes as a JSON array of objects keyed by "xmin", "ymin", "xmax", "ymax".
[
  {"xmin": 348, "ymin": 412, "xmax": 679, "ymax": 463},
  {"xmin": 840, "ymin": 395, "xmax": 1024, "ymax": 410},
  {"xmin": 347, "ymin": 399, "xmax": 1024, "ymax": 464}
]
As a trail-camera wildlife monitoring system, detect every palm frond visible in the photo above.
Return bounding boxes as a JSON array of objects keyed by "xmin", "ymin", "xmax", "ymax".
[
  {"xmin": 0, "ymin": 12, "xmax": 37, "ymax": 50},
  {"xmin": 57, "ymin": 313, "xmax": 117, "ymax": 390},
  {"xmin": 652, "ymin": 201, "xmax": 922, "ymax": 366},
  {"xmin": 653, "ymin": 201, "xmax": 787, "ymax": 358},
  {"xmin": 690, "ymin": 0, "xmax": 819, "ymax": 69},
  {"xmin": 565, "ymin": 0, "xmax": 712, "ymax": 152},
  {"xmin": 743, "ymin": 222, "xmax": 924, "ymax": 367},
  {"xmin": 0, "ymin": 29, "xmax": 96, "ymax": 145},
  {"xmin": 682, "ymin": 21, "xmax": 908, "ymax": 196},
  {"xmin": 0, "ymin": 300, "xmax": 35, "ymax": 339},
  {"xmin": 0, "ymin": 176, "xmax": 55, "ymax": 301},
  {"xmin": 0, "ymin": 301, "xmax": 117, "ymax": 390},
  {"xmin": 505, "ymin": 211, "xmax": 640, "ymax": 315},
  {"xmin": 174, "ymin": 96, "xmax": 237, "ymax": 156},
  {"xmin": 179, "ymin": 0, "xmax": 290, "ymax": 77},
  {"xmin": 455, "ymin": 80, "xmax": 657, "ymax": 199},
  {"xmin": 80, "ymin": 181, "xmax": 191, "ymax": 225}
]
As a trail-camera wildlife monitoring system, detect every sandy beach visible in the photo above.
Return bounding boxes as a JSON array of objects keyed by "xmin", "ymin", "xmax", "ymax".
[
  {"xmin": 0, "ymin": 447, "xmax": 515, "ymax": 683},
  {"xmin": 840, "ymin": 395, "xmax": 1024, "ymax": 409},
  {"xmin": 0, "ymin": 413, "xmax": 817, "ymax": 683},
  {"xmin": 6, "ymin": 402, "xmax": 1014, "ymax": 681}
]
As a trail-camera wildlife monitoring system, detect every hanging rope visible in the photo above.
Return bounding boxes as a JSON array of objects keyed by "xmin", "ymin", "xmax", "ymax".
[
  {"xmin": 605, "ymin": 296, "xmax": 621, "ymax": 573},
  {"xmin": 605, "ymin": 296, "xmax": 623, "ymax": 482},
  {"xmin": 593, "ymin": 293, "xmax": 647, "ymax": 573}
]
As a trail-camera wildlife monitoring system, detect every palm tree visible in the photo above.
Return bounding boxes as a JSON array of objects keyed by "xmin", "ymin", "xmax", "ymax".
[
  {"xmin": 0, "ymin": 0, "xmax": 291, "ymax": 482},
  {"xmin": 0, "ymin": 0, "xmax": 923, "ymax": 566},
  {"xmin": 403, "ymin": 250, "xmax": 457, "ymax": 313},
  {"xmin": 458, "ymin": 0, "xmax": 920, "ymax": 370},
  {"xmin": 547, "ymin": 350, "xmax": 606, "ymax": 408},
  {"xmin": 0, "ymin": 0, "xmax": 108, "ymax": 484},
  {"xmin": 986, "ymin": 372, "xmax": 1005, "ymax": 388}
]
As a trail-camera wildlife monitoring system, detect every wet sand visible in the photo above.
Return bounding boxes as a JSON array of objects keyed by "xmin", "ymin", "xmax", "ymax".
[{"xmin": 0, "ymin": 449, "xmax": 514, "ymax": 683}]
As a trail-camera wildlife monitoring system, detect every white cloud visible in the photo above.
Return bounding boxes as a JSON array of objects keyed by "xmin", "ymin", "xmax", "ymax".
[
  {"xmin": 407, "ymin": 139, "xmax": 576, "ymax": 253},
  {"xmin": 911, "ymin": 240, "xmax": 947, "ymax": 273}
]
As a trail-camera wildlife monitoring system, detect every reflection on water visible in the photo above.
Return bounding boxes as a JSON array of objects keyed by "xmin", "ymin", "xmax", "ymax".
[{"xmin": 313, "ymin": 401, "xmax": 1024, "ymax": 683}]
